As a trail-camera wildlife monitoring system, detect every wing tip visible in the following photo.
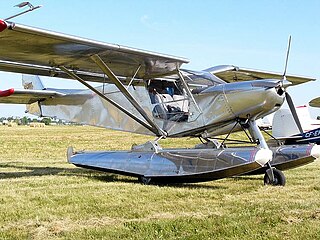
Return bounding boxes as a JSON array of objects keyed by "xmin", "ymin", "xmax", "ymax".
[
  {"xmin": 0, "ymin": 19, "xmax": 7, "ymax": 32},
  {"xmin": 0, "ymin": 88, "xmax": 14, "ymax": 97}
]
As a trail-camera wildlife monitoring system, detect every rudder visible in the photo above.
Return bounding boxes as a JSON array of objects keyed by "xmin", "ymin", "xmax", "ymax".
[{"xmin": 22, "ymin": 74, "xmax": 44, "ymax": 90}]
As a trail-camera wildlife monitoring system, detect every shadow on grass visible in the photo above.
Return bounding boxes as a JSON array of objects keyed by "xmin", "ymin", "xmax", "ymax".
[
  {"xmin": 231, "ymin": 176, "xmax": 262, "ymax": 181},
  {"xmin": 0, "ymin": 163, "xmax": 231, "ymax": 188},
  {"xmin": 152, "ymin": 182, "xmax": 228, "ymax": 190},
  {"xmin": 90, "ymin": 174, "xmax": 225, "ymax": 189},
  {"xmin": 92, "ymin": 175, "xmax": 138, "ymax": 184},
  {"xmin": 0, "ymin": 162, "xmax": 138, "ymax": 184},
  {"xmin": 0, "ymin": 162, "xmax": 84, "ymax": 179},
  {"xmin": 89, "ymin": 174, "xmax": 227, "ymax": 189}
]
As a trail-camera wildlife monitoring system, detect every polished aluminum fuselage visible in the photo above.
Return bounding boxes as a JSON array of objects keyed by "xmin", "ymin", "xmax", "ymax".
[{"xmin": 27, "ymin": 78, "xmax": 284, "ymax": 138}]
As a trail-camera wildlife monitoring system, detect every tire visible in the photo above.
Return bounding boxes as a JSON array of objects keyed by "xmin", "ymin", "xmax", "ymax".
[{"xmin": 264, "ymin": 169, "xmax": 286, "ymax": 186}]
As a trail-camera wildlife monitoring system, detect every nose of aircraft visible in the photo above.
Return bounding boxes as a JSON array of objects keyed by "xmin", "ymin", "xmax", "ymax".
[{"xmin": 224, "ymin": 80, "xmax": 285, "ymax": 119}]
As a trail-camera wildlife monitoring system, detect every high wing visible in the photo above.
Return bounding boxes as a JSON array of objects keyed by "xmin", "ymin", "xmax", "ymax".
[
  {"xmin": 205, "ymin": 65, "xmax": 315, "ymax": 85},
  {"xmin": 0, "ymin": 20, "xmax": 189, "ymax": 82},
  {"xmin": 0, "ymin": 88, "xmax": 64, "ymax": 104},
  {"xmin": 309, "ymin": 97, "xmax": 320, "ymax": 108}
]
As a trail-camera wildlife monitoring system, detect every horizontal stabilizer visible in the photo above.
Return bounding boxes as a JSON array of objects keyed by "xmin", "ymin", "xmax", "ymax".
[
  {"xmin": 0, "ymin": 88, "xmax": 64, "ymax": 104},
  {"xmin": 273, "ymin": 136, "xmax": 302, "ymax": 140}
]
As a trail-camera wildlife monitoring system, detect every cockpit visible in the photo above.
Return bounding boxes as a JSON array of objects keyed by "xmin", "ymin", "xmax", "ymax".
[
  {"xmin": 147, "ymin": 69, "xmax": 224, "ymax": 122},
  {"xmin": 148, "ymin": 80, "xmax": 189, "ymax": 122}
]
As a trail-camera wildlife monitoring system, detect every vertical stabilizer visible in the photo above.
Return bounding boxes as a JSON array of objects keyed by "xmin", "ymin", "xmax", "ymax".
[
  {"xmin": 22, "ymin": 74, "xmax": 44, "ymax": 90},
  {"xmin": 272, "ymin": 106, "xmax": 313, "ymax": 138},
  {"xmin": 22, "ymin": 74, "xmax": 44, "ymax": 116},
  {"xmin": 272, "ymin": 109, "xmax": 300, "ymax": 138}
]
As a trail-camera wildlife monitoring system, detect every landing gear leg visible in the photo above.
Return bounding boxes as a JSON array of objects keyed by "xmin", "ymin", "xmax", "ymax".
[{"xmin": 247, "ymin": 120, "xmax": 285, "ymax": 186}]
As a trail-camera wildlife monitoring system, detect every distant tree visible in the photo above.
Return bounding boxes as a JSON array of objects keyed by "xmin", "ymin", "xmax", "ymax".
[
  {"xmin": 41, "ymin": 117, "xmax": 51, "ymax": 125},
  {"xmin": 14, "ymin": 118, "xmax": 20, "ymax": 125},
  {"xmin": 317, "ymin": 116, "xmax": 320, "ymax": 120},
  {"xmin": 21, "ymin": 116, "xmax": 28, "ymax": 125}
]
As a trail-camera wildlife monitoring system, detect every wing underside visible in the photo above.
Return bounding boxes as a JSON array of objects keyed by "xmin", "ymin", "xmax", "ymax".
[{"xmin": 0, "ymin": 20, "xmax": 189, "ymax": 82}]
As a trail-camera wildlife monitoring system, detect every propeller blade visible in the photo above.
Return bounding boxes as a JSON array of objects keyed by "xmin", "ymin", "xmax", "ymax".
[
  {"xmin": 282, "ymin": 36, "xmax": 292, "ymax": 81},
  {"xmin": 285, "ymin": 92, "xmax": 303, "ymax": 134}
]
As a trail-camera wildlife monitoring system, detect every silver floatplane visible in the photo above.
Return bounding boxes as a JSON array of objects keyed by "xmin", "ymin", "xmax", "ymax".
[{"xmin": 0, "ymin": 16, "xmax": 319, "ymax": 186}]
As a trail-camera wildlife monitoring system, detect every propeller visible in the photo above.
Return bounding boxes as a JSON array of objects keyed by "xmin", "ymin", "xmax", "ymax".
[
  {"xmin": 285, "ymin": 91, "xmax": 303, "ymax": 133},
  {"xmin": 282, "ymin": 36, "xmax": 304, "ymax": 134},
  {"xmin": 282, "ymin": 36, "xmax": 291, "ymax": 82}
]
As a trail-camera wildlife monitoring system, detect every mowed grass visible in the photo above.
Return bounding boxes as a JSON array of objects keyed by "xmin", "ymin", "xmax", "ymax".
[{"xmin": 0, "ymin": 125, "xmax": 320, "ymax": 240}]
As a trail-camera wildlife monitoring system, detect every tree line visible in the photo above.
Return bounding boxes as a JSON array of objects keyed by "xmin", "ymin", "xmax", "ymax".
[{"xmin": 0, "ymin": 117, "xmax": 62, "ymax": 125}]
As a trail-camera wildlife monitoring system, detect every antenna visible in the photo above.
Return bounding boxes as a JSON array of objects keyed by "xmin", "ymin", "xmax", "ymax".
[{"xmin": 4, "ymin": 2, "xmax": 42, "ymax": 21}]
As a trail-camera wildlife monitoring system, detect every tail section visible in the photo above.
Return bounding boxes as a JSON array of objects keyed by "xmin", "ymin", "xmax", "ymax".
[
  {"xmin": 22, "ymin": 74, "xmax": 44, "ymax": 90},
  {"xmin": 272, "ymin": 106, "xmax": 315, "ymax": 138}
]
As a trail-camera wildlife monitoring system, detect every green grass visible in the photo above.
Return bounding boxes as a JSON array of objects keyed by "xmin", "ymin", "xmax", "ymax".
[{"xmin": 0, "ymin": 125, "xmax": 319, "ymax": 239}]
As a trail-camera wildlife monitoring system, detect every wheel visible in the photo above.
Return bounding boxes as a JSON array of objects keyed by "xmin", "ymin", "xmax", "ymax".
[
  {"xmin": 138, "ymin": 176, "xmax": 152, "ymax": 185},
  {"xmin": 264, "ymin": 168, "xmax": 286, "ymax": 186}
]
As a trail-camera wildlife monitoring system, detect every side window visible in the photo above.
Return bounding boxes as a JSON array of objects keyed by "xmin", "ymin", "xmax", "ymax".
[{"xmin": 148, "ymin": 80, "xmax": 189, "ymax": 122}]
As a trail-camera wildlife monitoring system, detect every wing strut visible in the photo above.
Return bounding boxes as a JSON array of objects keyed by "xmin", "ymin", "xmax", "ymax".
[
  {"xmin": 90, "ymin": 54, "xmax": 166, "ymax": 137},
  {"xmin": 127, "ymin": 64, "xmax": 141, "ymax": 90},
  {"xmin": 59, "ymin": 66, "xmax": 158, "ymax": 135},
  {"xmin": 177, "ymin": 70, "xmax": 201, "ymax": 113}
]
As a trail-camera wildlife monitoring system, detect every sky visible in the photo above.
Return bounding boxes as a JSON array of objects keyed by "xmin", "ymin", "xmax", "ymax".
[{"xmin": 0, "ymin": 0, "xmax": 319, "ymax": 118}]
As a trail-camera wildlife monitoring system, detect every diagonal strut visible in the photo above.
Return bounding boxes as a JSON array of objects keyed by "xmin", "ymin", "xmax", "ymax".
[
  {"xmin": 59, "ymin": 65, "xmax": 158, "ymax": 135},
  {"xmin": 90, "ymin": 54, "xmax": 166, "ymax": 137}
]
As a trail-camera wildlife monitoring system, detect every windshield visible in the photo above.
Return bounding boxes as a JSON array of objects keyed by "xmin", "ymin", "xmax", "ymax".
[{"xmin": 181, "ymin": 69, "xmax": 226, "ymax": 87}]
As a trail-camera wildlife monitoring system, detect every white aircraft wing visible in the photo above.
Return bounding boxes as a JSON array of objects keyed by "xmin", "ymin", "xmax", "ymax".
[
  {"xmin": 0, "ymin": 19, "xmax": 189, "ymax": 82},
  {"xmin": 206, "ymin": 65, "xmax": 315, "ymax": 86}
]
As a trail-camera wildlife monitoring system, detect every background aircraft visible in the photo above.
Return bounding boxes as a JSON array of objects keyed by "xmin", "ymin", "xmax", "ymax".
[{"xmin": 272, "ymin": 100, "xmax": 320, "ymax": 145}]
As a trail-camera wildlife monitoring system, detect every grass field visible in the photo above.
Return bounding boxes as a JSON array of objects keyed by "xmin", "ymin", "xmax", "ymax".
[{"xmin": 0, "ymin": 125, "xmax": 319, "ymax": 239}]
